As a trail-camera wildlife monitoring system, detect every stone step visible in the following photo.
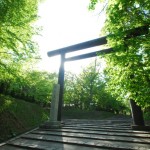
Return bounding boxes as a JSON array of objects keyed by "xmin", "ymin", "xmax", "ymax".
[
  {"xmin": 64, "ymin": 123, "xmax": 131, "ymax": 127},
  {"xmin": 64, "ymin": 125, "xmax": 131, "ymax": 130},
  {"xmin": 18, "ymin": 133, "xmax": 150, "ymax": 150},
  {"xmin": 64, "ymin": 119, "xmax": 132, "ymax": 124},
  {"xmin": 8, "ymin": 138, "xmax": 106, "ymax": 150},
  {"xmin": 1, "ymin": 119, "xmax": 149, "ymax": 150},
  {"xmin": 62, "ymin": 126, "xmax": 150, "ymax": 134},
  {"xmin": 32, "ymin": 130, "xmax": 150, "ymax": 144},
  {"xmin": 40, "ymin": 128, "xmax": 150, "ymax": 138},
  {"xmin": 0, "ymin": 145, "xmax": 26, "ymax": 150}
]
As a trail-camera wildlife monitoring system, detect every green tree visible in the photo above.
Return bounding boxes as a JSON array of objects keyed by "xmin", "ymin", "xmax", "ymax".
[
  {"xmin": 64, "ymin": 72, "xmax": 81, "ymax": 108},
  {"xmin": 0, "ymin": 0, "xmax": 41, "ymax": 78},
  {"xmin": 64, "ymin": 59, "xmax": 126, "ymax": 113},
  {"xmin": 0, "ymin": 0, "xmax": 47, "ymax": 105},
  {"xmin": 89, "ymin": 0, "xmax": 150, "ymax": 125},
  {"xmin": 22, "ymin": 70, "xmax": 57, "ymax": 105},
  {"xmin": 0, "ymin": 67, "xmax": 58, "ymax": 105},
  {"xmin": 89, "ymin": 0, "xmax": 150, "ymax": 108}
]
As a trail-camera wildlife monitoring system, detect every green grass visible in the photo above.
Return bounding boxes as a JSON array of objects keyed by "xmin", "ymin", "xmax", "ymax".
[{"xmin": 0, "ymin": 94, "xmax": 49, "ymax": 143}]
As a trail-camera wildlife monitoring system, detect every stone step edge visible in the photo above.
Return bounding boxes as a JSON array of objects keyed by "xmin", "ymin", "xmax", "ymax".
[
  {"xmin": 62, "ymin": 126, "xmax": 150, "ymax": 134},
  {"xmin": 30, "ymin": 132, "xmax": 150, "ymax": 144},
  {"xmin": 15, "ymin": 136, "xmax": 140, "ymax": 150},
  {"xmin": 7, "ymin": 143, "xmax": 44, "ymax": 150},
  {"xmin": 38, "ymin": 129, "xmax": 150, "ymax": 138}
]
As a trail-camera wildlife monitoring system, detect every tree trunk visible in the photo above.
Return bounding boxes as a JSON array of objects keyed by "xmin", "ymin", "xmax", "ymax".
[{"xmin": 130, "ymin": 99, "xmax": 145, "ymax": 126}]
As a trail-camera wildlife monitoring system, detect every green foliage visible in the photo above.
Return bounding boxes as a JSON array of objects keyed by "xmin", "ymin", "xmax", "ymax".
[
  {"xmin": 0, "ymin": 0, "xmax": 57, "ymax": 106},
  {"xmin": 88, "ymin": 0, "xmax": 105, "ymax": 10},
  {"xmin": 89, "ymin": 0, "xmax": 99, "ymax": 10},
  {"xmin": 0, "ymin": 0, "xmax": 41, "ymax": 93},
  {"xmin": 64, "ymin": 59, "xmax": 127, "ymax": 113},
  {"xmin": 144, "ymin": 108, "xmax": 150, "ymax": 121},
  {"xmin": 0, "ymin": 0, "xmax": 40, "ymax": 63},
  {"xmin": 89, "ymin": 0, "xmax": 150, "ymax": 109},
  {"xmin": 0, "ymin": 68, "xmax": 57, "ymax": 105},
  {"xmin": 22, "ymin": 70, "xmax": 57, "ymax": 105}
]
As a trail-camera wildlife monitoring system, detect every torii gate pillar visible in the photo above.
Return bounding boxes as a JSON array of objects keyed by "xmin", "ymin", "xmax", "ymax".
[{"xmin": 57, "ymin": 53, "xmax": 65, "ymax": 121}]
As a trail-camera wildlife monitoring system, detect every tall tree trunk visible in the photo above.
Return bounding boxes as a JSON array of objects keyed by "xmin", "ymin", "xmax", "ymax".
[{"xmin": 130, "ymin": 99, "xmax": 145, "ymax": 126}]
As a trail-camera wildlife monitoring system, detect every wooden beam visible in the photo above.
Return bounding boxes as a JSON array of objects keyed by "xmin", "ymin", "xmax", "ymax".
[
  {"xmin": 47, "ymin": 25, "xmax": 149, "ymax": 58},
  {"xmin": 47, "ymin": 36, "xmax": 107, "ymax": 57},
  {"xmin": 65, "ymin": 48, "xmax": 113, "ymax": 61},
  {"xmin": 124, "ymin": 25, "xmax": 149, "ymax": 40}
]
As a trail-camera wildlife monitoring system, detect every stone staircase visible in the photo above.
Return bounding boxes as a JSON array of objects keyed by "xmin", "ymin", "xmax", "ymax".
[{"xmin": 0, "ymin": 119, "xmax": 150, "ymax": 150}]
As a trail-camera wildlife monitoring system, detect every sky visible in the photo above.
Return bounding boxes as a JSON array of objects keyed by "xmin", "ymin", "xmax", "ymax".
[{"xmin": 36, "ymin": 0, "xmax": 106, "ymax": 74}]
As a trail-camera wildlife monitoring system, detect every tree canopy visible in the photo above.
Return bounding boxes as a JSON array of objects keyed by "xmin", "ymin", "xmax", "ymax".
[
  {"xmin": 89, "ymin": 0, "xmax": 150, "ymax": 108},
  {"xmin": 64, "ymin": 59, "xmax": 127, "ymax": 114},
  {"xmin": 0, "ymin": 0, "xmax": 55, "ymax": 105},
  {"xmin": 0, "ymin": 0, "xmax": 40, "ymax": 74}
]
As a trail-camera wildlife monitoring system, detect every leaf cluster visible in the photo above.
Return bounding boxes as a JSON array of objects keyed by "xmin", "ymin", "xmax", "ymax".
[{"xmin": 0, "ymin": 0, "xmax": 40, "ymax": 72}]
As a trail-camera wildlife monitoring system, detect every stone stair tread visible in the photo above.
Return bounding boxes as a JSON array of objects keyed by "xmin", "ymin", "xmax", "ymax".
[
  {"xmin": 32, "ymin": 130, "xmax": 150, "ymax": 144},
  {"xmin": 62, "ymin": 126, "xmax": 150, "ymax": 134},
  {"xmin": 0, "ymin": 145, "xmax": 26, "ymax": 150},
  {"xmin": 1, "ymin": 119, "xmax": 150, "ymax": 150},
  {"xmin": 8, "ymin": 138, "xmax": 106, "ymax": 150},
  {"xmin": 17, "ymin": 133, "xmax": 150, "ymax": 150},
  {"xmin": 40, "ymin": 128, "xmax": 150, "ymax": 138}
]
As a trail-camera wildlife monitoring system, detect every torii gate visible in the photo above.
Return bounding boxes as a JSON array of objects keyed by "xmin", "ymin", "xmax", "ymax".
[
  {"xmin": 47, "ymin": 25, "xmax": 149, "ymax": 128},
  {"xmin": 47, "ymin": 36, "xmax": 112, "ymax": 120}
]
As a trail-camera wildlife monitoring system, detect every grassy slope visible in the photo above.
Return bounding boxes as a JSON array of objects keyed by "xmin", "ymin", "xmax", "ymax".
[{"xmin": 0, "ymin": 94, "xmax": 49, "ymax": 143}]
